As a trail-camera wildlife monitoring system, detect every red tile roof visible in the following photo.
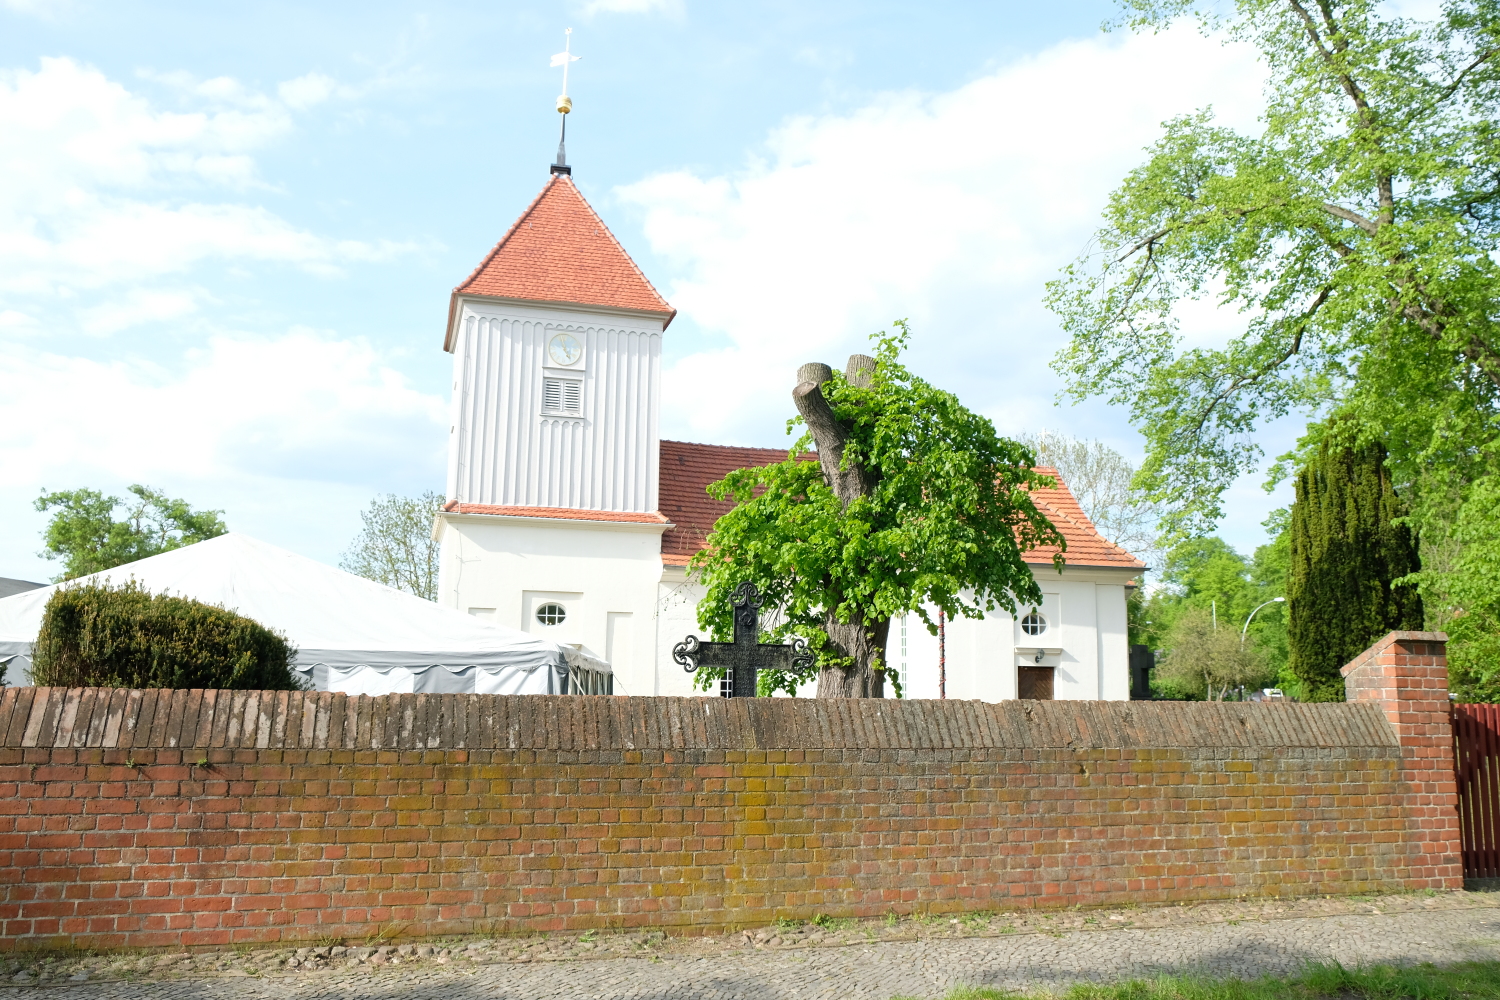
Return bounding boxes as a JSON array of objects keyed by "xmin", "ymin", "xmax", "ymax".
[
  {"xmin": 659, "ymin": 440, "xmax": 802, "ymax": 565},
  {"xmin": 445, "ymin": 175, "xmax": 674, "ymax": 350},
  {"xmin": 1023, "ymin": 467, "xmax": 1146, "ymax": 570},
  {"xmin": 657, "ymin": 444, "xmax": 1145, "ymax": 570},
  {"xmin": 444, "ymin": 502, "xmax": 670, "ymax": 525}
]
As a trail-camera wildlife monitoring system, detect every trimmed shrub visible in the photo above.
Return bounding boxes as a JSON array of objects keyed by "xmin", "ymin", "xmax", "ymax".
[{"xmin": 31, "ymin": 581, "xmax": 301, "ymax": 690}]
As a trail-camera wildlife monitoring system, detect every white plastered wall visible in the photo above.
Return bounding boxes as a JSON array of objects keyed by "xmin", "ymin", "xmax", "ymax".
[
  {"xmin": 656, "ymin": 565, "xmax": 710, "ymax": 697},
  {"xmin": 892, "ymin": 564, "xmax": 1136, "ymax": 702},
  {"xmin": 435, "ymin": 512, "xmax": 667, "ymax": 697}
]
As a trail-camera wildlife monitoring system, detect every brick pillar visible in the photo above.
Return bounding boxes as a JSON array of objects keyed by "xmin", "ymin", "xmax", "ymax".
[{"xmin": 1342, "ymin": 630, "xmax": 1463, "ymax": 889}]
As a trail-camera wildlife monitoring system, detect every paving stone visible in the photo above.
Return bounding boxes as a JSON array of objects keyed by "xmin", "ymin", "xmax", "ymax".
[{"xmin": 4, "ymin": 898, "xmax": 1500, "ymax": 999}]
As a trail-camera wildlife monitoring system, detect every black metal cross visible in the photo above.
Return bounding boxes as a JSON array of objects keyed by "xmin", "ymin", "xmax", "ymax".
[{"xmin": 672, "ymin": 582, "xmax": 814, "ymax": 697}]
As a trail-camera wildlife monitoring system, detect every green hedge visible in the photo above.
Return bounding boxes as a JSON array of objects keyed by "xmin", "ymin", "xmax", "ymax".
[{"xmin": 31, "ymin": 581, "xmax": 301, "ymax": 690}]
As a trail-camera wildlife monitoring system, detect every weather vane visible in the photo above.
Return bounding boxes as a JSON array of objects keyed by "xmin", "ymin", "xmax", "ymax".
[{"xmin": 550, "ymin": 28, "xmax": 580, "ymax": 175}]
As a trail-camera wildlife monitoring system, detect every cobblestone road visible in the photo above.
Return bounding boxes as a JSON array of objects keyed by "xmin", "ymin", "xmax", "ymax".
[{"xmin": 7, "ymin": 904, "xmax": 1500, "ymax": 1000}]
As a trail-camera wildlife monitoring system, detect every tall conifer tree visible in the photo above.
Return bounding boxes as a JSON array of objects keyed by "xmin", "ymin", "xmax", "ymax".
[{"xmin": 1287, "ymin": 439, "xmax": 1423, "ymax": 701}]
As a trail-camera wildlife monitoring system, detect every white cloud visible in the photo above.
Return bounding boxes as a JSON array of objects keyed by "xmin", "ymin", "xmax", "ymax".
[
  {"xmin": 277, "ymin": 72, "xmax": 358, "ymax": 111},
  {"xmin": 77, "ymin": 288, "xmax": 201, "ymax": 336},
  {"xmin": 0, "ymin": 56, "xmax": 435, "ymax": 578},
  {"xmin": 0, "ymin": 58, "xmax": 409, "ymax": 305},
  {"xmin": 0, "ymin": 332, "xmax": 445, "ymax": 486},
  {"xmin": 616, "ymin": 23, "xmax": 1269, "ymax": 450},
  {"xmin": 579, "ymin": 0, "xmax": 683, "ymax": 17},
  {"xmin": 0, "ymin": 331, "xmax": 447, "ymax": 580},
  {"xmin": 0, "ymin": 0, "xmax": 71, "ymax": 16}
]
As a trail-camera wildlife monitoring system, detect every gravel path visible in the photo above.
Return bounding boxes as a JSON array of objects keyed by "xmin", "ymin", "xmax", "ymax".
[{"xmin": 6, "ymin": 896, "xmax": 1500, "ymax": 999}]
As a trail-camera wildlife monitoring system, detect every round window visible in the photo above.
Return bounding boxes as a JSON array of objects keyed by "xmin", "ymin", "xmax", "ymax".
[
  {"xmin": 535, "ymin": 602, "xmax": 567, "ymax": 627},
  {"xmin": 1021, "ymin": 612, "xmax": 1047, "ymax": 636}
]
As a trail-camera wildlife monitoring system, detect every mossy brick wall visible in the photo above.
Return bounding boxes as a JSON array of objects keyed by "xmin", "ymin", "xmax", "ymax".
[{"xmin": 0, "ymin": 632, "xmax": 1462, "ymax": 950}]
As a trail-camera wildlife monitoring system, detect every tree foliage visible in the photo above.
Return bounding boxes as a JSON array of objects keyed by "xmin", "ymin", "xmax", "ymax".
[
  {"xmin": 31, "ymin": 581, "xmax": 300, "ymax": 690},
  {"xmin": 1286, "ymin": 438, "xmax": 1423, "ymax": 701},
  {"xmin": 1047, "ymin": 0, "xmax": 1500, "ymax": 569},
  {"xmin": 34, "ymin": 485, "xmax": 227, "ymax": 582},
  {"xmin": 1136, "ymin": 529, "xmax": 1289, "ymax": 698},
  {"xmin": 1155, "ymin": 605, "xmax": 1273, "ymax": 699},
  {"xmin": 689, "ymin": 326, "xmax": 1064, "ymax": 697},
  {"xmin": 340, "ymin": 491, "xmax": 444, "ymax": 601}
]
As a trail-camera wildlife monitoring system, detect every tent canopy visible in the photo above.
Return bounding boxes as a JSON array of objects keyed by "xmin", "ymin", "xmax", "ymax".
[{"xmin": 0, "ymin": 533, "xmax": 608, "ymax": 694}]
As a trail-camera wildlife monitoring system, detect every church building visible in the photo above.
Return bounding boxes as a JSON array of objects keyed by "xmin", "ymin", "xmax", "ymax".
[{"xmin": 433, "ymin": 168, "xmax": 1144, "ymax": 701}]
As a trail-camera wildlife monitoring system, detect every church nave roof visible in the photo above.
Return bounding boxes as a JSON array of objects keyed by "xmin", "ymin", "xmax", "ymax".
[{"xmin": 660, "ymin": 444, "xmax": 1145, "ymax": 572}]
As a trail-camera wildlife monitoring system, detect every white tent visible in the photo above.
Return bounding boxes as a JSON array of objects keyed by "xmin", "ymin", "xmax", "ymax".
[{"xmin": 0, "ymin": 533, "xmax": 610, "ymax": 695}]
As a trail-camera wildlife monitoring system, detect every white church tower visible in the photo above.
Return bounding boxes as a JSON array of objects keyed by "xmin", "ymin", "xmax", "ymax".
[{"xmin": 433, "ymin": 158, "xmax": 679, "ymax": 697}]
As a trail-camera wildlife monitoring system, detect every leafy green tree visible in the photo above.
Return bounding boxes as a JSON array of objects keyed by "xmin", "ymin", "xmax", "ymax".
[
  {"xmin": 1249, "ymin": 510, "xmax": 1292, "ymax": 681},
  {"xmin": 35, "ymin": 485, "xmax": 227, "ymax": 582},
  {"xmin": 340, "ymin": 491, "xmax": 444, "ymax": 601},
  {"xmin": 1156, "ymin": 606, "xmax": 1273, "ymax": 700},
  {"xmin": 690, "ymin": 326, "xmax": 1064, "ymax": 697},
  {"xmin": 1287, "ymin": 439, "xmax": 1423, "ymax": 700},
  {"xmin": 1137, "ymin": 530, "xmax": 1289, "ymax": 696},
  {"xmin": 1448, "ymin": 606, "xmax": 1500, "ymax": 702},
  {"xmin": 1444, "ymin": 475, "xmax": 1500, "ymax": 700},
  {"xmin": 1046, "ymin": 1, "xmax": 1500, "ymax": 600}
]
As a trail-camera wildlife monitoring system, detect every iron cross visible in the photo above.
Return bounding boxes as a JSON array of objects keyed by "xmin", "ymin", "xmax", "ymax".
[{"xmin": 673, "ymin": 582, "xmax": 814, "ymax": 697}]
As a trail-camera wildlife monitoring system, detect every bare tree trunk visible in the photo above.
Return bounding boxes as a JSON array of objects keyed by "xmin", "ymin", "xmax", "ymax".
[
  {"xmin": 794, "ymin": 355, "xmax": 889, "ymax": 698},
  {"xmin": 816, "ymin": 615, "xmax": 889, "ymax": 697}
]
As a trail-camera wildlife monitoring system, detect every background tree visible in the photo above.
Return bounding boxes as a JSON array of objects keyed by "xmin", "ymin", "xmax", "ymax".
[
  {"xmin": 340, "ymin": 491, "xmax": 444, "ymax": 601},
  {"xmin": 1287, "ymin": 438, "xmax": 1423, "ymax": 701},
  {"xmin": 690, "ymin": 325, "xmax": 1064, "ymax": 698},
  {"xmin": 1446, "ymin": 475, "xmax": 1500, "ymax": 700},
  {"xmin": 1136, "ymin": 530, "xmax": 1289, "ymax": 697},
  {"xmin": 1017, "ymin": 432, "xmax": 1162, "ymax": 565},
  {"xmin": 35, "ymin": 485, "xmax": 226, "ymax": 581},
  {"xmin": 1155, "ymin": 606, "xmax": 1273, "ymax": 700},
  {"xmin": 1046, "ymin": 0, "xmax": 1500, "ymax": 687}
]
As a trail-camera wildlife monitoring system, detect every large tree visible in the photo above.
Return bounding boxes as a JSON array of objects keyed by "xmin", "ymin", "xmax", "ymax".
[
  {"xmin": 1046, "ymin": 0, "xmax": 1500, "ymax": 599},
  {"xmin": 1286, "ymin": 438, "xmax": 1423, "ymax": 700},
  {"xmin": 689, "ymin": 326, "xmax": 1063, "ymax": 698},
  {"xmin": 340, "ymin": 491, "xmax": 444, "ymax": 601},
  {"xmin": 35, "ymin": 485, "xmax": 226, "ymax": 581}
]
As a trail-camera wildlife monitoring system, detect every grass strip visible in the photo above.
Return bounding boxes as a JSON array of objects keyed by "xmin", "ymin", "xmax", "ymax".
[{"xmin": 899, "ymin": 961, "xmax": 1500, "ymax": 1000}]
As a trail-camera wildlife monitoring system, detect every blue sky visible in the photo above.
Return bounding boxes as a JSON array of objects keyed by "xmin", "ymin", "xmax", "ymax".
[{"xmin": 0, "ymin": 0, "xmax": 1297, "ymax": 583}]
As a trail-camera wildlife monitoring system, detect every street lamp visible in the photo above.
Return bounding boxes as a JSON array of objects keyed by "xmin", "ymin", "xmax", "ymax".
[{"xmin": 1241, "ymin": 597, "xmax": 1285, "ymax": 645}]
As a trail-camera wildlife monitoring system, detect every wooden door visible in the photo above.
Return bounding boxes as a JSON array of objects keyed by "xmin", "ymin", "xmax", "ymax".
[{"xmin": 1018, "ymin": 666, "xmax": 1054, "ymax": 701}]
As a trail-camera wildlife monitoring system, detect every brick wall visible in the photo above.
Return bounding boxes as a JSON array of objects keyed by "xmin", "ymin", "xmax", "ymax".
[
  {"xmin": 0, "ymin": 632, "xmax": 1461, "ymax": 950},
  {"xmin": 1342, "ymin": 630, "xmax": 1463, "ymax": 888}
]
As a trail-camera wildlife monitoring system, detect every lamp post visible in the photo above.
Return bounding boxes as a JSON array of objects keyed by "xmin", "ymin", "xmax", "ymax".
[{"xmin": 1241, "ymin": 597, "xmax": 1285, "ymax": 646}]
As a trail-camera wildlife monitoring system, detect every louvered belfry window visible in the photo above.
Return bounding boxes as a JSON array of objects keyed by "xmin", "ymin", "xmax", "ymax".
[{"xmin": 542, "ymin": 378, "xmax": 582, "ymax": 415}]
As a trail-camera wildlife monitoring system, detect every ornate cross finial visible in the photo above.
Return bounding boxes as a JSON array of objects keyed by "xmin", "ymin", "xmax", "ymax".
[{"xmin": 549, "ymin": 29, "xmax": 580, "ymax": 175}]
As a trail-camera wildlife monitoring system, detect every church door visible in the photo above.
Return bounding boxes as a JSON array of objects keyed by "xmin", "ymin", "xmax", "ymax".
[{"xmin": 1017, "ymin": 666, "xmax": 1054, "ymax": 701}]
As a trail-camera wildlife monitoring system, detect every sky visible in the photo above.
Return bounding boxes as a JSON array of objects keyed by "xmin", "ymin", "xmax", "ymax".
[{"xmin": 0, "ymin": 0, "xmax": 1304, "ymax": 584}]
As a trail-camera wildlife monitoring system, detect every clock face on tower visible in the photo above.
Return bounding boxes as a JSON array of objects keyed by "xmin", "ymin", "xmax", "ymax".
[{"xmin": 548, "ymin": 333, "xmax": 582, "ymax": 366}]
